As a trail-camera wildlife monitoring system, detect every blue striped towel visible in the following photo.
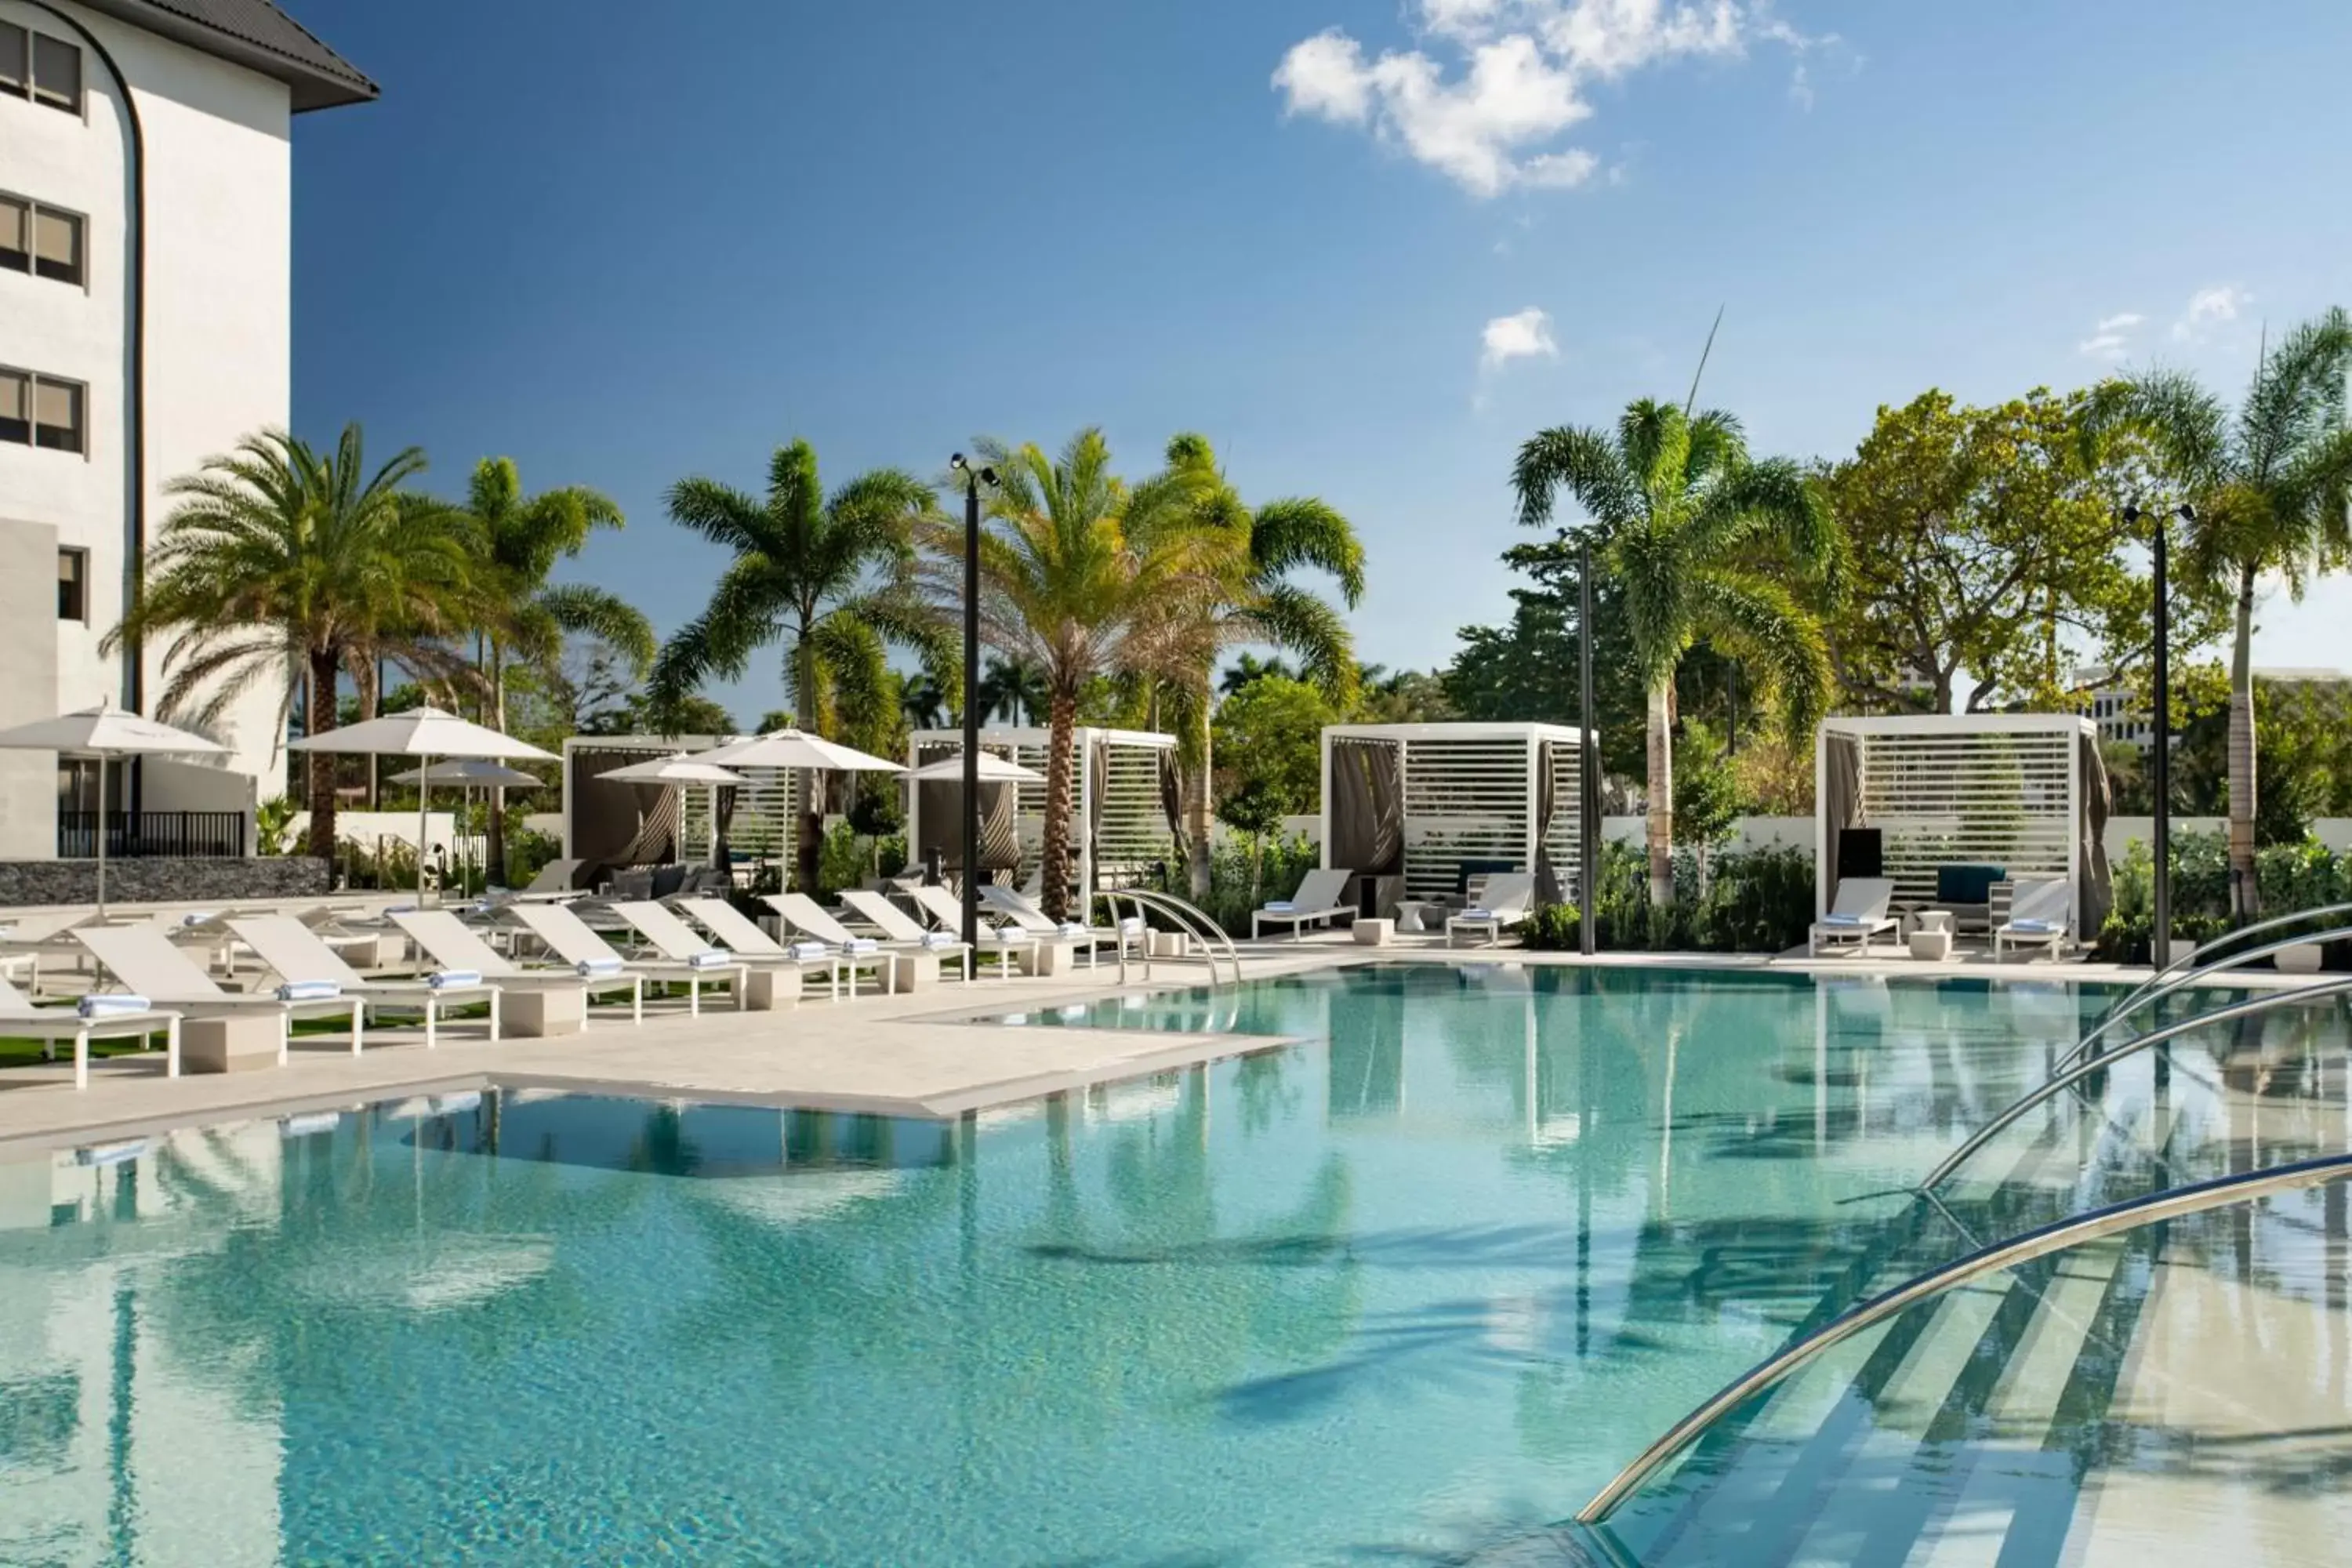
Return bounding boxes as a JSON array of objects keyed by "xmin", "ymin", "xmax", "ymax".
[
  {"xmin": 277, "ymin": 979, "xmax": 343, "ymax": 1001},
  {"xmin": 2010, "ymin": 919, "xmax": 2060, "ymax": 935},
  {"xmin": 686, "ymin": 950, "xmax": 735, "ymax": 970},
  {"xmin": 1460, "ymin": 907, "xmax": 1493, "ymax": 920},
  {"xmin": 1820, "ymin": 913, "xmax": 1866, "ymax": 927},
  {"xmin": 426, "ymin": 970, "xmax": 481, "ymax": 990},
  {"xmin": 575, "ymin": 956, "xmax": 625, "ymax": 978},
  {"xmin": 78, "ymin": 993, "xmax": 151, "ymax": 1018}
]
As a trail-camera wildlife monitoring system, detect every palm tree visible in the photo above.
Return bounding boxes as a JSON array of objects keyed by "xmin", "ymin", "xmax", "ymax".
[
  {"xmin": 460, "ymin": 456, "xmax": 650, "ymax": 880},
  {"xmin": 106, "ymin": 425, "xmax": 477, "ymax": 858},
  {"xmin": 975, "ymin": 656, "xmax": 1048, "ymax": 726},
  {"xmin": 922, "ymin": 430, "xmax": 1239, "ymax": 919},
  {"xmin": 1514, "ymin": 399, "xmax": 1835, "ymax": 906},
  {"xmin": 1157, "ymin": 434, "xmax": 1366, "ymax": 898},
  {"xmin": 1218, "ymin": 652, "xmax": 1297, "ymax": 696},
  {"xmin": 651, "ymin": 439, "xmax": 949, "ymax": 891},
  {"xmin": 2089, "ymin": 310, "xmax": 2352, "ymax": 920},
  {"xmin": 898, "ymin": 672, "xmax": 949, "ymax": 731}
]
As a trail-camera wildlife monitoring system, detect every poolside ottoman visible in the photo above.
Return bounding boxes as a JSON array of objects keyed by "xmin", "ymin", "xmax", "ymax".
[
  {"xmin": 743, "ymin": 967, "xmax": 799, "ymax": 1009},
  {"xmin": 881, "ymin": 951, "xmax": 938, "ymax": 991},
  {"xmin": 1353, "ymin": 919, "xmax": 1395, "ymax": 947},
  {"xmin": 181, "ymin": 1013, "xmax": 281, "ymax": 1073},
  {"xmin": 1021, "ymin": 942, "xmax": 1077, "ymax": 978},
  {"xmin": 503, "ymin": 986, "xmax": 588, "ymax": 1037}
]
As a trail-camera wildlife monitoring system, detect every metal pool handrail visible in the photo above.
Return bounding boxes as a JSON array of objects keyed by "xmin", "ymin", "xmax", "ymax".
[
  {"xmin": 2078, "ymin": 900, "xmax": 2352, "ymax": 1045},
  {"xmin": 2054, "ymin": 921, "xmax": 2352, "ymax": 1076},
  {"xmin": 1573, "ymin": 1149, "xmax": 2352, "ymax": 1526},
  {"xmin": 1922, "ymin": 975, "xmax": 2352, "ymax": 1192},
  {"xmin": 1103, "ymin": 888, "xmax": 1243, "ymax": 988}
]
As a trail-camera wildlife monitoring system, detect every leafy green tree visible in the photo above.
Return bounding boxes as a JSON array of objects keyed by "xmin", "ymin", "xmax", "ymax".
[
  {"xmin": 1350, "ymin": 663, "xmax": 1457, "ymax": 724},
  {"xmin": 924, "ymin": 429, "xmax": 1237, "ymax": 918},
  {"xmin": 1211, "ymin": 674, "xmax": 1338, "ymax": 898},
  {"xmin": 1822, "ymin": 388, "xmax": 2209, "ymax": 713},
  {"xmin": 460, "ymin": 456, "xmax": 648, "ymax": 878},
  {"xmin": 651, "ymin": 439, "xmax": 949, "ymax": 892},
  {"xmin": 1218, "ymin": 652, "xmax": 1298, "ymax": 696},
  {"xmin": 1157, "ymin": 434, "xmax": 1365, "ymax": 898},
  {"xmin": 106, "ymin": 425, "xmax": 476, "ymax": 857},
  {"xmin": 1514, "ymin": 399, "xmax": 1836, "ymax": 904},
  {"xmin": 2089, "ymin": 309, "xmax": 2352, "ymax": 918},
  {"xmin": 1671, "ymin": 720, "xmax": 1741, "ymax": 893}
]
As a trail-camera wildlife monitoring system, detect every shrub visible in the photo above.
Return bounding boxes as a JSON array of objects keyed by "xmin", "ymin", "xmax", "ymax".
[{"xmin": 1522, "ymin": 903, "xmax": 1582, "ymax": 950}]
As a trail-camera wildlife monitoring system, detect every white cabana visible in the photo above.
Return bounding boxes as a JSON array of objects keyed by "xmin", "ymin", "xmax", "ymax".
[
  {"xmin": 905, "ymin": 727, "xmax": 1178, "ymax": 906},
  {"xmin": 561, "ymin": 734, "xmax": 789, "ymax": 869},
  {"xmin": 1319, "ymin": 722, "xmax": 1592, "ymax": 913},
  {"xmin": 1815, "ymin": 713, "xmax": 2110, "ymax": 938}
]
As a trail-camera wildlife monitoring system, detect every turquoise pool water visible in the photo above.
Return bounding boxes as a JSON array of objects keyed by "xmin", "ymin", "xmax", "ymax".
[{"xmin": 0, "ymin": 964, "xmax": 2126, "ymax": 1566}]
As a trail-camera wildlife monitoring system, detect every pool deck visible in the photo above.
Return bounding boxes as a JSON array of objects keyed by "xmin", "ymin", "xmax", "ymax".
[{"xmin": 0, "ymin": 933, "xmax": 2314, "ymax": 1153}]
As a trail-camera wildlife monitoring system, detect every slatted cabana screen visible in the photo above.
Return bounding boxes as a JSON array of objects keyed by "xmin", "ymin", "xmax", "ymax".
[
  {"xmin": 1094, "ymin": 742, "xmax": 1170, "ymax": 885},
  {"xmin": 1854, "ymin": 729, "xmax": 2072, "ymax": 906},
  {"xmin": 680, "ymin": 768, "xmax": 795, "ymax": 862},
  {"xmin": 1402, "ymin": 735, "xmax": 1532, "ymax": 902}
]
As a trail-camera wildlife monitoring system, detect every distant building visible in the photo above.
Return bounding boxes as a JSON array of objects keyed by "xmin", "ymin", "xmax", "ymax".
[
  {"xmin": 2074, "ymin": 664, "xmax": 2350, "ymax": 753},
  {"xmin": 0, "ymin": 0, "xmax": 373, "ymax": 858}
]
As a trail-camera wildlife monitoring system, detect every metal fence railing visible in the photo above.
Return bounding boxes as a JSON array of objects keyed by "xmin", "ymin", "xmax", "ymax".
[{"xmin": 56, "ymin": 811, "xmax": 247, "ymax": 859}]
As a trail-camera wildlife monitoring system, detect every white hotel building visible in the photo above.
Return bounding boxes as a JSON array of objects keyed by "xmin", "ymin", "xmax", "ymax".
[{"xmin": 0, "ymin": 0, "xmax": 371, "ymax": 859}]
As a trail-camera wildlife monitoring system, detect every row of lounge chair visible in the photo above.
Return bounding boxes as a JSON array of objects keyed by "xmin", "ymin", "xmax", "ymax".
[
  {"xmin": 1250, "ymin": 868, "xmax": 1540, "ymax": 946},
  {"xmin": 1809, "ymin": 877, "xmax": 2075, "ymax": 960}
]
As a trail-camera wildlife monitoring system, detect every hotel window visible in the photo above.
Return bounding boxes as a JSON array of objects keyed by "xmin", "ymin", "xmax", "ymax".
[
  {"xmin": 56, "ymin": 547, "xmax": 85, "ymax": 622},
  {"xmin": 0, "ymin": 194, "xmax": 83, "ymax": 285},
  {"xmin": 1, "ymin": 26, "xmax": 81, "ymax": 114},
  {"xmin": 0, "ymin": 368, "xmax": 85, "ymax": 453}
]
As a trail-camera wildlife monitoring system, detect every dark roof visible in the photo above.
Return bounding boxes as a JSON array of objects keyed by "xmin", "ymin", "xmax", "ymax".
[{"xmin": 72, "ymin": 0, "xmax": 377, "ymax": 111}]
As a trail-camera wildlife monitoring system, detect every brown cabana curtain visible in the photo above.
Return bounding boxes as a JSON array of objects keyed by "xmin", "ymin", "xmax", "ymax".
[
  {"xmin": 2078, "ymin": 731, "xmax": 2113, "ymax": 936},
  {"xmin": 1329, "ymin": 739, "xmax": 1403, "ymax": 876},
  {"xmin": 1824, "ymin": 731, "xmax": 1861, "ymax": 883},
  {"xmin": 712, "ymin": 785, "xmax": 738, "ymax": 870},
  {"xmin": 919, "ymin": 776, "xmax": 1022, "ymax": 877},
  {"xmin": 612, "ymin": 784, "xmax": 680, "ymax": 866},
  {"xmin": 1533, "ymin": 740, "xmax": 1564, "ymax": 906}
]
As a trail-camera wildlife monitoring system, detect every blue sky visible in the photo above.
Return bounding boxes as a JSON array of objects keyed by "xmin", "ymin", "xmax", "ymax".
[{"xmin": 289, "ymin": 0, "xmax": 2352, "ymax": 722}]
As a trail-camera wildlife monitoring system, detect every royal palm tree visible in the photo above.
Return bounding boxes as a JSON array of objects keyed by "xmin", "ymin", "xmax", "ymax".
[
  {"xmin": 651, "ymin": 439, "xmax": 949, "ymax": 891},
  {"xmin": 923, "ymin": 430, "xmax": 1239, "ymax": 919},
  {"xmin": 2089, "ymin": 309, "xmax": 2352, "ymax": 919},
  {"xmin": 975, "ymin": 656, "xmax": 1048, "ymax": 726},
  {"xmin": 460, "ymin": 456, "xmax": 650, "ymax": 880},
  {"xmin": 1514, "ymin": 399, "xmax": 1835, "ymax": 906},
  {"xmin": 1156, "ymin": 434, "xmax": 1365, "ymax": 898},
  {"xmin": 106, "ymin": 425, "xmax": 476, "ymax": 857},
  {"xmin": 898, "ymin": 671, "xmax": 949, "ymax": 731}
]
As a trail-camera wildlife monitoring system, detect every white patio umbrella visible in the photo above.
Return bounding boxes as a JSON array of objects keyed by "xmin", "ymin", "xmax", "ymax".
[
  {"xmin": 699, "ymin": 730, "xmax": 902, "ymax": 890},
  {"xmin": 600, "ymin": 754, "xmax": 750, "ymax": 872},
  {"xmin": 389, "ymin": 760, "xmax": 545, "ymax": 891},
  {"xmin": 289, "ymin": 707, "xmax": 555, "ymax": 898},
  {"xmin": 906, "ymin": 752, "xmax": 1046, "ymax": 783},
  {"xmin": 0, "ymin": 701, "xmax": 227, "ymax": 916}
]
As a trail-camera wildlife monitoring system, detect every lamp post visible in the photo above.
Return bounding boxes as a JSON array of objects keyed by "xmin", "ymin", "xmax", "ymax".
[
  {"xmin": 949, "ymin": 454, "xmax": 997, "ymax": 949},
  {"xmin": 1578, "ymin": 533, "xmax": 1599, "ymax": 956}
]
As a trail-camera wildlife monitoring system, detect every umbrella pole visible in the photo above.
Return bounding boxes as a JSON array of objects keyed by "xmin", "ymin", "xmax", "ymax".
[
  {"xmin": 94, "ymin": 753, "xmax": 108, "ymax": 919},
  {"xmin": 419, "ymin": 757, "xmax": 431, "ymax": 903}
]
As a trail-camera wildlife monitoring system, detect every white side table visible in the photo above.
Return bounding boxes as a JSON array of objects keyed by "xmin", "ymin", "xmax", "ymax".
[
  {"xmin": 1908, "ymin": 926, "xmax": 1954, "ymax": 961},
  {"xmin": 1353, "ymin": 918, "xmax": 1395, "ymax": 947}
]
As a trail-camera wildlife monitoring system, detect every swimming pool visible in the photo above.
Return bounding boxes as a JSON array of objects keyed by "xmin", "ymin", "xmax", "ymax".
[{"xmin": 0, "ymin": 964, "xmax": 2215, "ymax": 1564}]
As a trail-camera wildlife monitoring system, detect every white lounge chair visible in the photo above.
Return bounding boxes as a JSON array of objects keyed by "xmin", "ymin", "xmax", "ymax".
[
  {"xmin": 978, "ymin": 886, "xmax": 1136, "ymax": 968},
  {"xmin": 759, "ymin": 895, "xmax": 901, "ymax": 996},
  {"xmin": 906, "ymin": 885, "xmax": 1040, "ymax": 975},
  {"xmin": 0, "ymin": 975, "xmax": 179, "ymax": 1091},
  {"xmin": 671, "ymin": 898, "xmax": 846, "ymax": 996},
  {"xmin": 508, "ymin": 902, "xmax": 745, "ymax": 1015},
  {"xmin": 229, "ymin": 916, "xmax": 499, "ymax": 1050},
  {"xmin": 492, "ymin": 858, "xmax": 585, "ymax": 903},
  {"xmin": 390, "ymin": 909, "xmax": 630, "ymax": 1023},
  {"xmin": 1994, "ymin": 879, "xmax": 2073, "ymax": 962},
  {"xmin": 1809, "ymin": 877, "xmax": 1899, "ymax": 957},
  {"xmin": 1252, "ymin": 868, "xmax": 1357, "ymax": 940},
  {"xmin": 1446, "ymin": 873, "xmax": 1537, "ymax": 947},
  {"xmin": 75, "ymin": 925, "xmax": 362, "ymax": 1063},
  {"xmin": 615, "ymin": 898, "xmax": 842, "ymax": 1000},
  {"xmin": 836, "ymin": 889, "xmax": 978, "ymax": 981}
]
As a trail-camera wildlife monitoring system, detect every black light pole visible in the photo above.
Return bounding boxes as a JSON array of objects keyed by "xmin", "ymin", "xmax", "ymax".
[
  {"xmin": 2130, "ymin": 503, "xmax": 2176, "ymax": 968},
  {"xmin": 950, "ymin": 455, "xmax": 996, "ymax": 948},
  {"xmin": 1578, "ymin": 534, "xmax": 1599, "ymax": 956}
]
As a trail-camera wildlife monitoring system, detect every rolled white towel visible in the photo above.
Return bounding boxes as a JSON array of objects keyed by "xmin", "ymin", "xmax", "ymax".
[
  {"xmin": 179, "ymin": 910, "xmax": 220, "ymax": 928},
  {"xmin": 843, "ymin": 938, "xmax": 880, "ymax": 955},
  {"xmin": 1819, "ymin": 913, "xmax": 1865, "ymax": 927},
  {"xmin": 426, "ymin": 970, "xmax": 481, "ymax": 991},
  {"xmin": 920, "ymin": 931, "xmax": 962, "ymax": 950},
  {"xmin": 1119, "ymin": 916, "xmax": 1146, "ymax": 935},
  {"xmin": 276, "ymin": 978, "xmax": 343, "ymax": 1001},
  {"xmin": 1058, "ymin": 922, "xmax": 1090, "ymax": 940},
  {"xmin": 686, "ymin": 950, "xmax": 736, "ymax": 970},
  {"xmin": 575, "ymin": 956, "xmax": 626, "ymax": 978},
  {"xmin": 78, "ymin": 993, "xmax": 152, "ymax": 1018},
  {"xmin": 1261, "ymin": 901, "xmax": 1298, "ymax": 913},
  {"xmin": 788, "ymin": 942, "xmax": 831, "ymax": 962}
]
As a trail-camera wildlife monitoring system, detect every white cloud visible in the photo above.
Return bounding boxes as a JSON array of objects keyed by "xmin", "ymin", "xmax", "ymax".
[
  {"xmin": 2173, "ymin": 285, "xmax": 2250, "ymax": 342},
  {"xmin": 2078, "ymin": 310, "xmax": 2146, "ymax": 362},
  {"xmin": 1482, "ymin": 307, "xmax": 1560, "ymax": 370},
  {"xmin": 1275, "ymin": 1, "xmax": 1823, "ymax": 198}
]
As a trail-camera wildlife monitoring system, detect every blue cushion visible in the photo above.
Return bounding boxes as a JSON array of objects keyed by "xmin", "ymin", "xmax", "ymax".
[{"xmin": 1936, "ymin": 864, "xmax": 2005, "ymax": 905}]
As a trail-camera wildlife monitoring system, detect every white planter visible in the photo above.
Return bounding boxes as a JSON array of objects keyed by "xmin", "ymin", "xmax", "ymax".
[
  {"xmin": 2159, "ymin": 936, "xmax": 2201, "ymax": 968},
  {"xmin": 2276, "ymin": 943, "xmax": 2325, "ymax": 975}
]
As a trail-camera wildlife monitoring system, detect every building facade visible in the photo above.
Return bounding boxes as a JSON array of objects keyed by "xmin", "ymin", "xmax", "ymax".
[{"xmin": 0, "ymin": 0, "xmax": 371, "ymax": 858}]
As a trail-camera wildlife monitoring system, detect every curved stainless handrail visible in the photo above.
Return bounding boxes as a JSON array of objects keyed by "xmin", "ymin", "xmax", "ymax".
[
  {"xmin": 1922, "ymin": 975, "xmax": 2352, "ymax": 1192},
  {"xmin": 1102, "ymin": 888, "xmax": 1245, "ymax": 988},
  {"xmin": 1574, "ymin": 1149, "xmax": 2352, "ymax": 1526},
  {"xmin": 2083, "ymin": 899, "xmax": 2352, "ymax": 1038},
  {"xmin": 2054, "ymin": 921, "xmax": 2352, "ymax": 1075}
]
